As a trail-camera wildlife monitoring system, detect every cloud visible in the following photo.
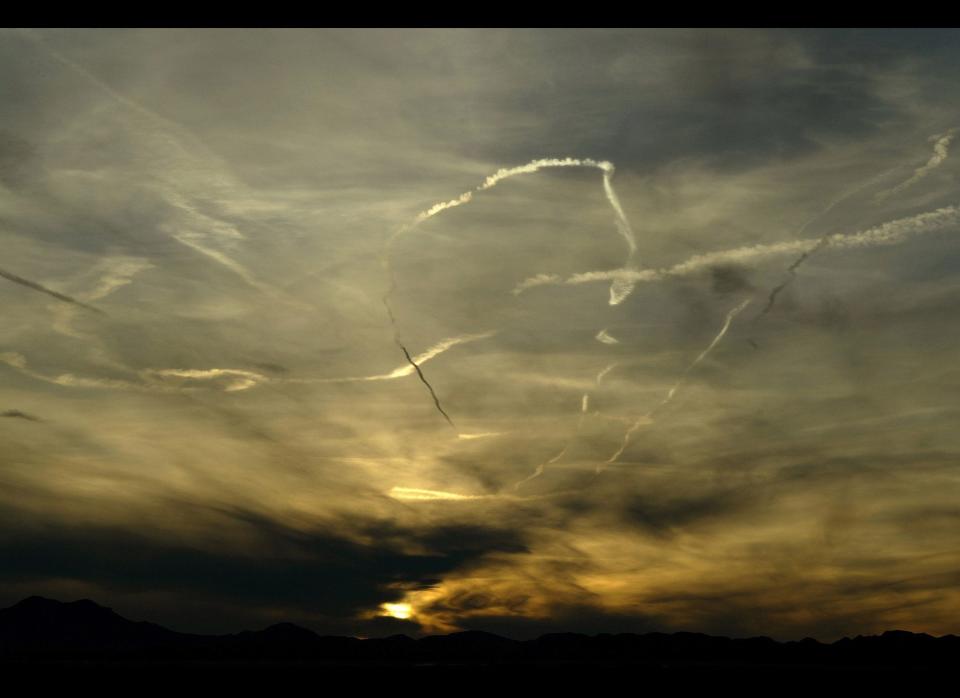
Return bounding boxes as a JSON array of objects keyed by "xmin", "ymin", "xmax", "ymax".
[
  {"xmin": 3, "ymin": 28, "xmax": 960, "ymax": 642},
  {"xmin": 0, "ymin": 504, "xmax": 528, "ymax": 634}
]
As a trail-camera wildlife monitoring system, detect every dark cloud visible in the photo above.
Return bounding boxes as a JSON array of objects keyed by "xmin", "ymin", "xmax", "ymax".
[{"xmin": 0, "ymin": 506, "xmax": 528, "ymax": 634}]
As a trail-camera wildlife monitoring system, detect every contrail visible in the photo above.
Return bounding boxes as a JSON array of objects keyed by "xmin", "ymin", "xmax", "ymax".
[
  {"xmin": 457, "ymin": 431, "xmax": 507, "ymax": 440},
  {"xmin": 602, "ymin": 298, "xmax": 752, "ymax": 468},
  {"xmin": 397, "ymin": 341, "xmax": 456, "ymax": 429},
  {"xmin": 0, "ymin": 267, "xmax": 106, "ymax": 315},
  {"xmin": 514, "ymin": 204, "xmax": 960, "ymax": 295},
  {"xmin": 389, "ymin": 486, "xmax": 545, "ymax": 502},
  {"xmin": 596, "ymin": 362, "xmax": 618, "ymax": 384},
  {"xmin": 513, "ymin": 444, "xmax": 570, "ymax": 490},
  {"xmin": 389, "ymin": 487, "xmax": 492, "ymax": 501},
  {"xmin": 17, "ymin": 30, "xmax": 292, "ymax": 302},
  {"xmin": 84, "ymin": 258, "xmax": 154, "ymax": 303},
  {"xmin": 3, "ymin": 330, "xmax": 492, "ymax": 395},
  {"xmin": 514, "ymin": 362, "xmax": 620, "ymax": 490},
  {"xmin": 1, "ymin": 409, "xmax": 41, "ymax": 422},
  {"xmin": 0, "ymin": 352, "xmax": 273, "ymax": 394},
  {"xmin": 595, "ymin": 328, "xmax": 620, "ymax": 345},
  {"xmin": 0, "ymin": 352, "xmax": 152, "ymax": 391},
  {"xmin": 382, "ymin": 157, "xmax": 640, "ymax": 423},
  {"xmin": 386, "ymin": 157, "xmax": 639, "ymax": 295},
  {"xmin": 876, "ymin": 129, "xmax": 957, "ymax": 201},
  {"xmin": 797, "ymin": 165, "xmax": 902, "ymax": 237},
  {"xmin": 51, "ymin": 257, "xmax": 152, "ymax": 341},
  {"xmin": 292, "ymin": 331, "xmax": 496, "ymax": 384},
  {"xmin": 756, "ymin": 162, "xmax": 922, "ymax": 321},
  {"xmin": 16, "ymin": 29, "xmax": 180, "ymax": 131},
  {"xmin": 379, "ymin": 332, "xmax": 496, "ymax": 381},
  {"xmin": 477, "ymin": 158, "xmax": 640, "ymax": 305},
  {"xmin": 754, "ymin": 238, "xmax": 828, "ymax": 320},
  {"xmin": 386, "ymin": 157, "xmax": 622, "ymax": 254},
  {"xmin": 141, "ymin": 368, "xmax": 269, "ymax": 392}
]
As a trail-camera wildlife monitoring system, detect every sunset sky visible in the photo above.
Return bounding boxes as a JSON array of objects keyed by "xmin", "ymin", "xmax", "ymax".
[{"xmin": 2, "ymin": 28, "xmax": 960, "ymax": 640}]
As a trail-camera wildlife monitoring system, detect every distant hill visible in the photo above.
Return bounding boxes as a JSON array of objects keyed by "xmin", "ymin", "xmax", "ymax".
[{"xmin": 1, "ymin": 596, "xmax": 958, "ymax": 668}]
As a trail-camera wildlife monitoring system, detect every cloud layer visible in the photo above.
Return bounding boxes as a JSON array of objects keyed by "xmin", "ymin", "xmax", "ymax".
[{"xmin": 2, "ymin": 29, "xmax": 960, "ymax": 640}]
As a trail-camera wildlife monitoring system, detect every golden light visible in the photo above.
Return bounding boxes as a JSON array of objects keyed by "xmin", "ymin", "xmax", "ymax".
[{"xmin": 381, "ymin": 602, "xmax": 413, "ymax": 620}]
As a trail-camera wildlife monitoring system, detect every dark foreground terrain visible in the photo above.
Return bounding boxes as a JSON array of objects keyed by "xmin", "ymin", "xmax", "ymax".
[{"xmin": 0, "ymin": 596, "xmax": 954, "ymax": 684}]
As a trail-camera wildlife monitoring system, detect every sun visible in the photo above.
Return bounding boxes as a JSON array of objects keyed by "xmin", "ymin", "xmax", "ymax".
[{"xmin": 380, "ymin": 602, "xmax": 413, "ymax": 620}]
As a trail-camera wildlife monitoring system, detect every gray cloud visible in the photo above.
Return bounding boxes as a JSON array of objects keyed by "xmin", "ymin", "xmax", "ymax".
[{"xmin": 2, "ymin": 28, "xmax": 960, "ymax": 641}]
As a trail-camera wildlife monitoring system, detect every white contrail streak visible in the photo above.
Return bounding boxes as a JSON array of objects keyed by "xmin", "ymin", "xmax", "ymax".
[
  {"xmin": 0, "ymin": 352, "xmax": 275, "ymax": 393},
  {"xmin": 0, "ymin": 352, "xmax": 161, "ymax": 392},
  {"xmin": 601, "ymin": 299, "xmax": 752, "ymax": 468},
  {"xmin": 387, "ymin": 157, "xmax": 640, "ymax": 303},
  {"xmin": 876, "ymin": 129, "xmax": 957, "ymax": 201},
  {"xmin": 389, "ymin": 487, "xmax": 494, "ymax": 501},
  {"xmin": 514, "ymin": 204, "xmax": 960, "ymax": 295},
  {"xmin": 51, "ymin": 257, "xmax": 154, "ymax": 340},
  {"xmin": 294, "ymin": 331, "xmax": 496, "ymax": 384},
  {"xmin": 797, "ymin": 166, "xmax": 902, "ymax": 237},
  {"xmin": 141, "ymin": 368, "xmax": 270, "ymax": 392},
  {"xmin": 456, "ymin": 431, "xmax": 507, "ymax": 440},
  {"xmin": 596, "ymin": 363, "xmax": 618, "ymax": 384},
  {"xmin": 595, "ymin": 329, "xmax": 620, "ymax": 345},
  {"xmin": 389, "ymin": 485, "xmax": 549, "ymax": 502},
  {"xmin": 513, "ymin": 444, "xmax": 570, "ymax": 490},
  {"xmin": 3, "ymin": 331, "xmax": 494, "ymax": 394},
  {"xmin": 514, "ymin": 361, "xmax": 620, "ymax": 489},
  {"xmin": 381, "ymin": 157, "xmax": 639, "ymax": 422},
  {"xmin": 17, "ymin": 30, "xmax": 294, "ymax": 301},
  {"xmin": 476, "ymin": 157, "xmax": 613, "ymax": 191}
]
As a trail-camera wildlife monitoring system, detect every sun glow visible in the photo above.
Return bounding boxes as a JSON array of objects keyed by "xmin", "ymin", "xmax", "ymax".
[{"xmin": 381, "ymin": 602, "xmax": 413, "ymax": 620}]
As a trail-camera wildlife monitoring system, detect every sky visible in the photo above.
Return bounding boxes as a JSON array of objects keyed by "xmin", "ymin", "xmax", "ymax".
[{"xmin": 2, "ymin": 28, "xmax": 960, "ymax": 640}]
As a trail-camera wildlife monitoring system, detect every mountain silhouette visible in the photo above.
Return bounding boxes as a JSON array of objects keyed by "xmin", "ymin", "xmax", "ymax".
[{"xmin": 1, "ymin": 596, "xmax": 958, "ymax": 670}]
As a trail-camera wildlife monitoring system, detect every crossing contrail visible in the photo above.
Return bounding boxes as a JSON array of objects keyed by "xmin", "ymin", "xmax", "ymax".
[
  {"xmin": 382, "ymin": 157, "xmax": 640, "ymax": 424},
  {"xmin": 514, "ymin": 204, "xmax": 960, "ymax": 296},
  {"xmin": 513, "ymin": 360, "xmax": 621, "ymax": 489},
  {"xmin": 756, "ymin": 155, "xmax": 937, "ymax": 321},
  {"xmin": 16, "ymin": 29, "xmax": 297, "ymax": 302},
  {"xmin": 601, "ymin": 298, "xmax": 752, "ymax": 468},
  {"xmin": 291, "ymin": 331, "xmax": 496, "ymax": 384},
  {"xmin": 397, "ymin": 340, "xmax": 456, "ymax": 428}
]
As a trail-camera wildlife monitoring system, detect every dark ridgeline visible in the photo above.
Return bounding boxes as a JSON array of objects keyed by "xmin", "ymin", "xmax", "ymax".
[{"xmin": 0, "ymin": 596, "xmax": 956, "ymax": 671}]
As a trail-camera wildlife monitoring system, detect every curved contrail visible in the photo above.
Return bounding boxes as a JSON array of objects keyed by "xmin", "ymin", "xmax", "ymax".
[
  {"xmin": 876, "ymin": 129, "xmax": 957, "ymax": 201},
  {"xmin": 1, "ymin": 332, "xmax": 494, "ymax": 396},
  {"xmin": 382, "ymin": 157, "xmax": 640, "ymax": 426}
]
